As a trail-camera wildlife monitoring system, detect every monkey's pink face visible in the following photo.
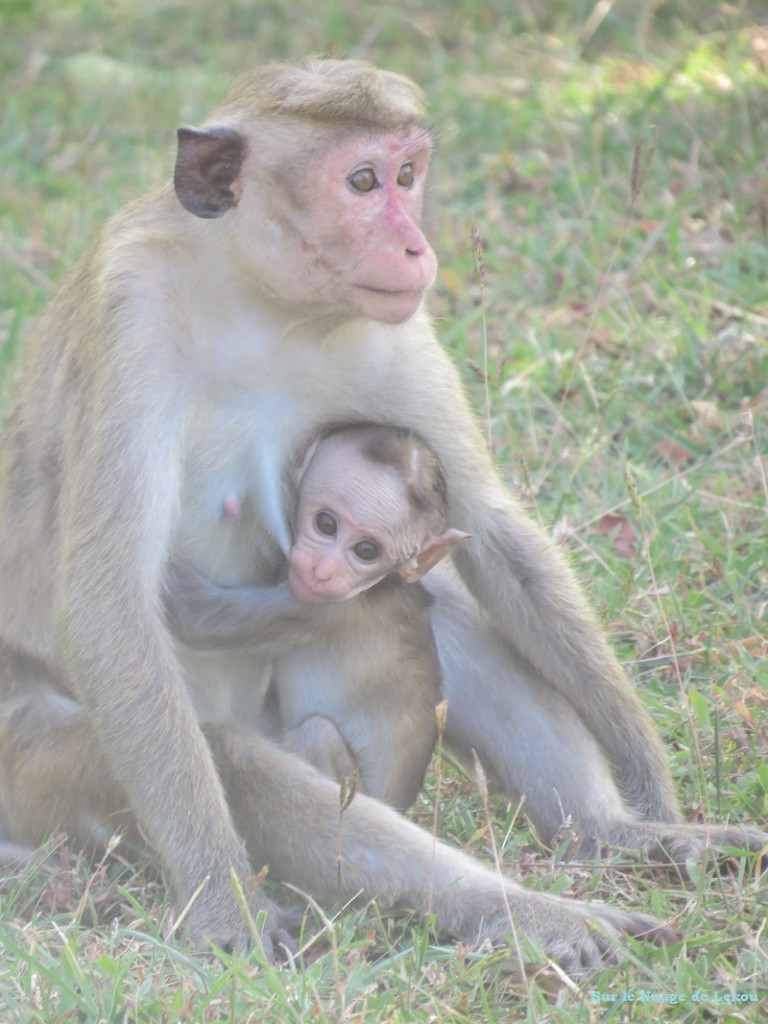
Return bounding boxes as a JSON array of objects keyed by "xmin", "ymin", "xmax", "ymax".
[
  {"xmin": 288, "ymin": 442, "xmax": 419, "ymax": 603},
  {"xmin": 283, "ymin": 128, "xmax": 438, "ymax": 325}
]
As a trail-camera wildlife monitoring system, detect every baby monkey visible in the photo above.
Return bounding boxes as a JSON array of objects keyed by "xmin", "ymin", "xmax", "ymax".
[{"xmin": 169, "ymin": 425, "xmax": 467, "ymax": 810}]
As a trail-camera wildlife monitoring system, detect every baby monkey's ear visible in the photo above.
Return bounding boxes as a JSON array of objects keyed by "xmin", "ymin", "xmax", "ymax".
[
  {"xmin": 294, "ymin": 437, "xmax": 321, "ymax": 487},
  {"xmin": 397, "ymin": 529, "xmax": 470, "ymax": 584}
]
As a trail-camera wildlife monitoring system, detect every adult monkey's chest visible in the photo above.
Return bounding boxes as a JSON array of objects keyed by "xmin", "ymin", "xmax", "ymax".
[
  {"xmin": 173, "ymin": 350, "xmax": 391, "ymax": 589},
  {"xmin": 172, "ymin": 323, "xmax": 409, "ymax": 587},
  {"xmin": 174, "ymin": 393, "xmax": 300, "ymax": 587}
]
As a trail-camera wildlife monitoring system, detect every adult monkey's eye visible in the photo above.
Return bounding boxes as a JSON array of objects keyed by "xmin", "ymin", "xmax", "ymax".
[
  {"xmin": 315, "ymin": 511, "xmax": 338, "ymax": 536},
  {"xmin": 353, "ymin": 539, "xmax": 381, "ymax": 562},
  {"xmin": 348, "ymin": 167, "xmax": 378, "ymax": 193},
  {"xmin": 397, "ymin": 162, "xmax": 415, "ymax": 188}
]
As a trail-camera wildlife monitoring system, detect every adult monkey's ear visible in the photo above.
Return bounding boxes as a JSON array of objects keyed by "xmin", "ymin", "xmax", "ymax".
[{"xmin": 174, "ymin": 126, "xmax": 246, "ymax": 219}]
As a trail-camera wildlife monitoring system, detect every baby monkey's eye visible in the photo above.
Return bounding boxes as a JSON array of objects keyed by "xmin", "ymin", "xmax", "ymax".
[
  {"xmin": 315, "ymin": 511, "xmax": 338, "ymax": 536},
  {"xmin": 353, "ymin": 539, "xmax": 381, "ymax": 562}
]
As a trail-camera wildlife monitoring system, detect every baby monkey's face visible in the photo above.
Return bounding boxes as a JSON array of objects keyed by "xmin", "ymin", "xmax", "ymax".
[{"xmin": 288, "ymin": 437, "xmax": 420, "ymax": 604}]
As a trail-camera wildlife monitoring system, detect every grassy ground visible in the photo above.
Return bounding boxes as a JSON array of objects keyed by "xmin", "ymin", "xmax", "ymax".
[{"xmin": 1, "ymin": 1, "xmax": 767, "ymax": 1021}]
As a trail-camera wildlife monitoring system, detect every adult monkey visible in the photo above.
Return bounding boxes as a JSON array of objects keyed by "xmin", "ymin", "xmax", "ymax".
[{"xmin": 0, "ymin": 60, "xmax": 763, "ymax": 968}]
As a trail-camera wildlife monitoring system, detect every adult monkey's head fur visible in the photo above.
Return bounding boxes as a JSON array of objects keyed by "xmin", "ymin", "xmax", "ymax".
[{"xmin": 216, "ymin": 59, "xmax": 427, "ymax": 126}]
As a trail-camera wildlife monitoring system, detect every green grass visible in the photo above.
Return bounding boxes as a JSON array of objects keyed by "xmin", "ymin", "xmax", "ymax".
[{"xmin": 1, "ymin": 1, "xmax": 767, "ymax": 1020}]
